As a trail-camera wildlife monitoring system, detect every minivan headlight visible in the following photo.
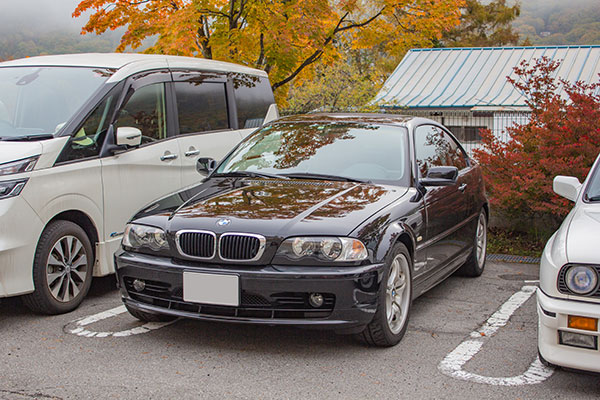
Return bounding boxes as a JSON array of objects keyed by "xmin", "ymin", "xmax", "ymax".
[
  {"xmin": 565, "ymin": 265, "xmax": 598, "ymax": 295},
  {"xmin": 0, "ymin": 156, "xmax": 39, "ymax": 176},
  {"xmin": 122, "ymin": 224, "xmax": 169, "ymax": 252},
  {"xmin": 0, "ymin": 178, "xmax": 28, "ymax": 200},
  {"xmin": 276, "ymin": 237, "xmax": 368, "ymax": 262}
]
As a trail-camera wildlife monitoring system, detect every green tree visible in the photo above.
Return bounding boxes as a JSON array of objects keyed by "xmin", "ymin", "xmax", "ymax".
[{"xmin": 440, "ymin": 0, "xmax": 521, "ymax": 47}]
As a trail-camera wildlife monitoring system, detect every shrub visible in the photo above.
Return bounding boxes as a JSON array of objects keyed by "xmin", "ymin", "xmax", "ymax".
[{"xmin": 473, "ymin": 56, "xmax": 600, "ymax": 232}]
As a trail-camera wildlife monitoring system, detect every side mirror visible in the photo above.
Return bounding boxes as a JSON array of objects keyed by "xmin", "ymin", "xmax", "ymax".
[
  {"xmin": 553, "ymin": 175, "xmax": 581, "ymax": 202},
  {"xmin": 197, "ymin": 157, "xmax": 217, "ymax": 175},
  {"xmin": 115, "ymin": 127, "xmax": 142, "ymax": 147},
  {"xmin": 420, "ymin": 166, "xmax": 459, "ymax": 187}
]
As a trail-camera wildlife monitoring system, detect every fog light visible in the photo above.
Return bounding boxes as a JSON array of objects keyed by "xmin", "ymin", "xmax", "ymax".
[
  {"xmin": 559, "ymin": 330, "xmax": 598, "ymax": 350},
  {"xmin": 309, "ymin": 293, "xmax": 324, "ymax": 308},
  {"xmin": 568, "ymin": 315, "xmax": 598, "ymax": 331},
  {"xmin": 132, "ymin": 279, "xmax": 146, "ymax": 292}
]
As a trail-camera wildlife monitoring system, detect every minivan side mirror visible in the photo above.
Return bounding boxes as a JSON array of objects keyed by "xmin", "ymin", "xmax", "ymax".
[
  {"xmin": 553, "ymin": 175, "xmax": 581, "ymax": 202},
  {"xmin": 115, "ymin": 127, "xmax": 142, "ymax": 147},
  {"xmin": 420, "ymin": 166, "xmax": 459, "ymax": 187},
  {"xmin": 197, "ymin": 157, "xmax": 217, "ymax": 175}
]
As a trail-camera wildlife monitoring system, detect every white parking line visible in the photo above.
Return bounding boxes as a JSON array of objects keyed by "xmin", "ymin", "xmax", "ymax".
[
  {"xmin": 438, "ymin": 285, "xmax": 554, "ymax": 386},
  {"xmin": 66, "ymin": 305, "xmax": 177, "ymax": 338}
]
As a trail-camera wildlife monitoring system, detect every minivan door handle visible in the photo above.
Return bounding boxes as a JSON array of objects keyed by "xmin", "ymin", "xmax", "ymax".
[
  {"xmin": 185, "ymin": 147, "xmax": 200, "ymax": 157},
  {"xmin": 160, "ymin": 152, "xmax": 178, "ymax": 162},
  {"xmin": 458, "ymin": 183, "xmax": 467, "ymax": 192}
]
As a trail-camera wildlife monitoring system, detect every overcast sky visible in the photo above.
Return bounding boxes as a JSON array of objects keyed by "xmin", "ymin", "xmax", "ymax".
[{"xmin": 3, "ymin": 0, "xmax": 84, "ymax": 32}]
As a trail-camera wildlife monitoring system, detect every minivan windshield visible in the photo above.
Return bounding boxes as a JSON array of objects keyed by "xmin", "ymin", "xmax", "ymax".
[
  {"xmin": 216, "ymin": 122, "xmax": 409, "ymax": 185},
  {"xmin": 0, "ymin": 67, "xmax": 114, "ymax": 140}
]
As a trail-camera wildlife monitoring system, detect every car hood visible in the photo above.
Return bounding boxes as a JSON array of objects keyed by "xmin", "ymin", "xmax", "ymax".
[
  {"xmin": 0, "ymin": 141, "xmax": 43, "ymax": 165},
  {"xmin": 135, "ymin": 177, "xmax": 408, "ymax": 238},
  {"xmin": 565, "ymin": 203, "xmax": 600, "ymax": 263}
]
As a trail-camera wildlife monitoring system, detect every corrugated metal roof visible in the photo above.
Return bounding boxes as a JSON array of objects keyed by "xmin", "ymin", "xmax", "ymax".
[{"xmin": 375, "ymin": 46, "xmax": 600, "ymax": 109}]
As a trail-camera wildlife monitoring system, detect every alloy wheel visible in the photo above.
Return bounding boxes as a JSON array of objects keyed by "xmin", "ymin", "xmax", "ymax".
[
  {"xmin": 476, "ymin": 212, "xmax": 487, "ymax": 268},
  {"xmin": 46, "ymin": 235, "xmax": 88, "ymax": 302},
  {"xmin": 386, "ymin": 253, "xmax": 411, "ymax": 334}
]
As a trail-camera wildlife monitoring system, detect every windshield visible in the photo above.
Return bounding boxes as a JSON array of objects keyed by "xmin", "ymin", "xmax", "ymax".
[
  {"xmin": 0, "ymin": 67, "xmax": 114, "ymax": 139},
  {"xmin": 216, "ymin": 122, "xmax": 409, "ymax": 184},
  {"xmin": 584, "ymin": 160, "xmax": 600, "ymax": 202}
]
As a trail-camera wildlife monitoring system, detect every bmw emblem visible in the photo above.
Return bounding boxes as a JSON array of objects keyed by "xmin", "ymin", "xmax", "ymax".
[{"xmin": 216, "ymin": 218, "xmax": 231, "ymax": 226}]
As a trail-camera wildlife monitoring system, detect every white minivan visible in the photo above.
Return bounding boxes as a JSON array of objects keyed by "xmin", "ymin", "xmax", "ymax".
[{"xmin": 0, "ymin": 53, "xmax": 278, "ymax": 314}]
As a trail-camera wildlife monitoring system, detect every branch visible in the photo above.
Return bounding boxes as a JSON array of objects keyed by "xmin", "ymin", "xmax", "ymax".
[{"xmin": 271, "ymin": 9, "xmax": 385, "ymax": 91}]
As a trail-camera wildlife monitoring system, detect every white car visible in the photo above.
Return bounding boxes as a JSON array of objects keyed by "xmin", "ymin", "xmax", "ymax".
[
  {"xmin": 0, "ymin": 53, "xmax": 278, "ymax": 314},
  {"xmin": 538, "ymin": 155, "xmax": 600, "ymax": 373}
]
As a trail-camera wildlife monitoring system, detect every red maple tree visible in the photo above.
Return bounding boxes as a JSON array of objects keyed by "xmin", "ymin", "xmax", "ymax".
[{"xmin": 474, "ymin": 56, "xmax": 600, "ymax": 230}]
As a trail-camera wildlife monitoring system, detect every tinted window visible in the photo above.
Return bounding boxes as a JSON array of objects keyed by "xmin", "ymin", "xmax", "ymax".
[
  {"xmin": 115, "ymin": 83, "xmax": 167, "ymax": 142},
  {"xmin": 232, "ymin": 75, "xmax": 274, "ymax": 129},
  {"xmin": 414, "ymin": 125, "xmax": 467, "ymax": 178},
  {"xmin": 217, "ymin": 122, "xmax": 409, "ymax": 184},
  {"xmin": 175, "ymin": 81, "xmax": 228, "ymax": 134},
  {"xmin": 56, "ymin": 89, "xmax": 119, "ymax": 163}
]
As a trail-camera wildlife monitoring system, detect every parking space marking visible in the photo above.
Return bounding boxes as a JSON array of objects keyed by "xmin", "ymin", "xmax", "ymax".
[
  {"xmin": 438, "ymin": 285, "xmax": 554, "ymax": 386},
  {"xmin": 66, "ymin": 305, "xmax": 177, "ymax": 338}
]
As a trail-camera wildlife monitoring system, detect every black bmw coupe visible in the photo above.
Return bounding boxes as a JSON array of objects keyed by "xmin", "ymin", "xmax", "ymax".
[{"xmin": 115, "ymin": 114, "xmax": 488, "ymax": 346}]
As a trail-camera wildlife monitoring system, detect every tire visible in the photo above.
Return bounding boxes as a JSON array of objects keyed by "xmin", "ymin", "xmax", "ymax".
[
  {"xmin": 125, "ymin": 304, "xmax": 176, "ymax": 323},
  {"xmin": 22, "ymin": 220, "xmax": 94, "ymax": 315},
  {"xmin": 356, "ymin": 243, "xmax": 413, "ymax": 347},
  {"xmin": 457, "ymin": 208, "xmax": 487, "ymax": 277}
]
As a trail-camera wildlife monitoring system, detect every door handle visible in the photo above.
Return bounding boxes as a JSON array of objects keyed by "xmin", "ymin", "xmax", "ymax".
[
  {"xmin": 185, "ymin": 149, "xmax": 200, "ymax": 157},
  {"xmin": 458, "ymin": 183, "xmax": 467, "ymax": 192},
  {"xmin": 160, "ymin": 153, "xmax": 178, "ymax": 162}
]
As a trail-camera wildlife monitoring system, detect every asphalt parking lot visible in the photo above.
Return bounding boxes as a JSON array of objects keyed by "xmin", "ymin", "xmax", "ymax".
[{"xmin": 1, "ymin": 259, "xmax": 598, "ymax": 400}]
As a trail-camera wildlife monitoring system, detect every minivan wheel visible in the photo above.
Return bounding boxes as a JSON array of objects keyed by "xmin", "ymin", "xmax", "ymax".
[
  {"xmin": 456, "ymin": 209, "xmax": 487, "ymax": 277},
  {"xmin": 356, "ymin": 243, "xmax": 412, "ymax": 347},
  {"xmin": 22, "ymin": 221, "xmax": 94, "ymax": 315},
  {"xmin": 125, "ymin": 304, "xmax": 176, "ymax": 323}
]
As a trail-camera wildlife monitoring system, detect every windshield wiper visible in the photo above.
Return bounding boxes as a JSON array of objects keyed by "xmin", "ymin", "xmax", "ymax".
[
  {"xmin": 213, "ymin": 171, "xmax": 290, "ymax": 180},
  {"xmin": 282, "ymin": 172, "xmax": 370, "ymax": 183},
  {"xmin": 585, "ymin": 194, "xmax": 600, "ymax": 202},
  {"xmin": 1, "ymin": 134, "xmax": 54, "ymax": 141}
]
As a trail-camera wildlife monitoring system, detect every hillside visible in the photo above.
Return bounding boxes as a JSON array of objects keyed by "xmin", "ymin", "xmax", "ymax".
[{"xmin": 514, "ymin": 0, "xmax": 600, "ymax": 45}]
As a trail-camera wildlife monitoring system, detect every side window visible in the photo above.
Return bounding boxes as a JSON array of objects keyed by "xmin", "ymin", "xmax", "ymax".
[
  {"xmin": 174, "ymin": 81, "xmax": 229, "ymax": 134},
  {"xmin": 414, "ymin": 125, "xmax": 467, "ymax": 178},
  {"xmin": 56, "ymin": 90, "xmax": 118, "ymax": 163},
  {"xmin": 115, "ymin": 83, "xmax": 167, "ymax": 143},
  {"xmin": 232, "ymin": 75, "xmax": 274, "ymax": 129}
]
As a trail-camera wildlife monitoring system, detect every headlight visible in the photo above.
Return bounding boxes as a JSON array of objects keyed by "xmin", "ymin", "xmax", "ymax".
[
  {"xmin": 0, "ymin": 178, "xmax": 28, "ymax": 200},
  {"xmin": 565, "ymin": 265, "xmax": 598, "ymax": 295},
  {"xmin": 276, "ymin": 237, "xmax": 368, "ymax": 262},
  {"xmin": 122, "ymin": 224, "xmax": 169, "ymax": 252},
  {"xmin": 0, "ymin": 156, "xmax": 39, "ymax": 176}
]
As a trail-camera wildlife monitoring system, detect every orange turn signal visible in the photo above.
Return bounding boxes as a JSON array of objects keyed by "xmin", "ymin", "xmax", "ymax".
[{"xmin": 568, "ymin": 315, "xmax": 598, "ymax": 332}]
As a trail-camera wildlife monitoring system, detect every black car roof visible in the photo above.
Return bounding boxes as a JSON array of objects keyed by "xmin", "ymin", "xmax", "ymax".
[{"xmin": 274, "ymin": 113, "xmax": 416, "ymax": 127}]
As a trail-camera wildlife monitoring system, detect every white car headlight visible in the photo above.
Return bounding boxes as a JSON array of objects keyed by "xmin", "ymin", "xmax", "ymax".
[
  {"xmin": 0, "ymin": 156, "xmax": 39, "ymax": 176},
  {"xmin": 277, "ymin": 237, "xmax": 368, "ymax": 262},
  {"xmin": 0, "ymin": 178, "xmax": 28, "ymax": 200},
  {"xmin": 565, "ymin": 265, "xmax": 598, "ymax": 295},
  {"xmin": 122, "ymin": 224, "xmax": 169, "ymax": 252}
]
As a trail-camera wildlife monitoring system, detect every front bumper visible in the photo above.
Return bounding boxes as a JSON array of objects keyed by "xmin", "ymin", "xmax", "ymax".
[
  {"xmin": 537, "ymin": 288, "xmax": 600, "ymax": 373},
  {"xmin": 116, "ymin": 251, "xmax": 384, "ymax": 332},
  {"xmin": 0, "ymin": 195, "xmax": 43, "ymax": 297}
]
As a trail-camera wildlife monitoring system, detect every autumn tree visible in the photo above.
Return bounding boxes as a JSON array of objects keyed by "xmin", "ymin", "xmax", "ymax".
[
  {"xmin": 473, "ymin": 57, "xmax": 600, "ymax": 232},
  {"xmin": 73, "ymin": 0, "xmax": 465, "ymax": 96},
  {"xmin": 439, "ymin": 0, "xmax": 522, "ymax": 47}
]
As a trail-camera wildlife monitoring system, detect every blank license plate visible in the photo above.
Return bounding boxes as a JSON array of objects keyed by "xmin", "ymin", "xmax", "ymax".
[{"xmin": 183, "ymin": 272, "xmax": 239, "ymax": 307}]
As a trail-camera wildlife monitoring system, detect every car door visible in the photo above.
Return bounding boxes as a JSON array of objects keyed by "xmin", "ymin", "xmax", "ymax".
[
  {"xmin": 100, "ymin": 70, "xmax": 182, "ymax": 255},
  {"xmin": 171, "ymin": 71, "xmax": 242, "ymax": 187},
  {"xmin": 414, "ymin": 124, "xmax": 471, "ymax": 274}
]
